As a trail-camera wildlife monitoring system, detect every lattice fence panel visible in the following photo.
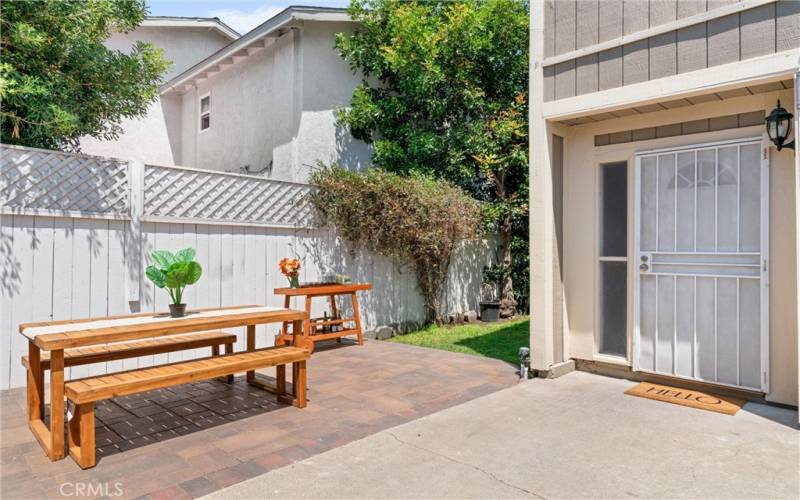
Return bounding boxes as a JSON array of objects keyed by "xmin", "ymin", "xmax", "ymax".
[
  {"xmin": 0, "ymin": 145, "xmax": 129, "ymax": 215},
  {"xmin": 143, "ymin": 165, "xmax": 314, "ymax": 227}
]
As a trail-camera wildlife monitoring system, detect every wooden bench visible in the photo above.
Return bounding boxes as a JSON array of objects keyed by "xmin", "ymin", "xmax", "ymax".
[
  {"xmin": 21, "ymin": 330, "xmax": 236, "ymax": 371},
  {"xmin": 65, "ymin": 345, "xmax": 310, "ymax": 468},
  {"xmin": 22, "ymin": 331, "xmax": 237, "ymax": 420}
]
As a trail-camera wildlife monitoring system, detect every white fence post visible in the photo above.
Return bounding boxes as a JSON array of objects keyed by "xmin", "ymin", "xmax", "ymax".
[{"xmin": 126, "ymin": 160, "xmax": 144, "ymax": 303}]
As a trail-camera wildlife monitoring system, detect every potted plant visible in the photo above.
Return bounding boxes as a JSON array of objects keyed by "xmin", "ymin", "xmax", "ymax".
[
  {"xmin": 479, "ymin": 264, "xmax": 503, "ymax": 322},
  {"xmin": 145, "ymin": 248, "xmax": 203, "ymax": 317},
  {"xmin": 279, "ymin": 257, "xmax": 301, "ymax": 288}
]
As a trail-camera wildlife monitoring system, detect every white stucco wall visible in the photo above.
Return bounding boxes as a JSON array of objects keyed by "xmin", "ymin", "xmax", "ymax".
[
  {"xmin": 79, "ymin": 26, "xmax": 232, "ymax": 165},
  {"xmin": 295, "ymin": 21, "xmax": 373, "ymax": 180},
  {"xmin": 175, "ymin": 21, "xmax": 372, "ymax": 180},
  {"xmin": 181, "ymin": 31, "xmax": 296, "ymax": 175}
]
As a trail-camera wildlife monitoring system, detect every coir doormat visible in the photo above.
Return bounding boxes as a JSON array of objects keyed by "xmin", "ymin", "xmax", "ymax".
[{"xmin": 625, "ymin": 382, "xmax": 746, "ymax": 415}]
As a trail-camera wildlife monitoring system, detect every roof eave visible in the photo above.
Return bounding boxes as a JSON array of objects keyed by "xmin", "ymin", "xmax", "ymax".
[
  {"xmin": 141, "ymin": 17, "xmax": 240, "ymax": 41},
  {"xmin": 159, "ymin": 7, "xmax": 351, "ymax": 95}
]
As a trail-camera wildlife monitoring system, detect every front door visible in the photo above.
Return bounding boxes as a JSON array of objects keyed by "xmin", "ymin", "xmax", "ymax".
[{"xmin": 634, "ymin": 138, "xmax": 768, "ymax": 391}]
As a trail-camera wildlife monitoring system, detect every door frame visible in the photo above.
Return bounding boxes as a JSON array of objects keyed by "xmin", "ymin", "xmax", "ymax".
[{"xmin": 632, "ymin": 135, "xmax": 770, "ymax": 392}]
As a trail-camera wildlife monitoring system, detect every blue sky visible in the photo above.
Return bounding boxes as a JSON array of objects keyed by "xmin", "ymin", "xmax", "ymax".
[{"xmin": 147, "ymin": 1, "xmax": 350, "ymax": 35}]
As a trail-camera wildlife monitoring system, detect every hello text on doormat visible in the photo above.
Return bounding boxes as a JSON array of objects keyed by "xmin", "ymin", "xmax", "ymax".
[{"xmin": 624, "ymin": 382, "xmax": 746, "ymax": 415}]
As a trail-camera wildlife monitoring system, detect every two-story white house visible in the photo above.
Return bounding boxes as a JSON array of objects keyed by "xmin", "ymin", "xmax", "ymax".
[
  {"xmin": 80, "ymin": 16, "xmax": 240, "ymax": 165},
  {"xmin": 83, "ymin": 7, "xmax": 371, "ymax": 182},
  {"xmin": 530, "ymin": 0, "xmax": 799, "ymax": 411}
]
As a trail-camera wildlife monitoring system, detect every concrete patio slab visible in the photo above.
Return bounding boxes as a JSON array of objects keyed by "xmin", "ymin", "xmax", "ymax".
[
  {"xmin": 208, "ymin": 371, "xmax": 799, "ymax": 499},
  {"xmin": 0, "ymin": 340, "xmax": 518, "ymax": 499}
]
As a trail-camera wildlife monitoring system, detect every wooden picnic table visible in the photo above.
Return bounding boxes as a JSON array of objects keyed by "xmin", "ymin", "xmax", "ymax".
[
  {"xmin": 19, "ymin": 305, "xmax": 308, "ymax": 461},
  {"xmin": 274, "ymin": 283, "xmax": 372, "ymax": 347}
]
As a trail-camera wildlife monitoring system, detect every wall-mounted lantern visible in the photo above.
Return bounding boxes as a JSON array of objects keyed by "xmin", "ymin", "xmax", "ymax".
[{"xmin": 765, "ymin": 100, "xmax": 794, "ymax": 151}]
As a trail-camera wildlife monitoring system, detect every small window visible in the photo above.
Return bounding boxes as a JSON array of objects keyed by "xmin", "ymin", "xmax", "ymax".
[
  {"xmin": 200, "ymin": 95, "xmax": 211, "ymax": 131},
  {"xmin": 598, "ymin": 162, "xmax": 628, "ymax": 357}
]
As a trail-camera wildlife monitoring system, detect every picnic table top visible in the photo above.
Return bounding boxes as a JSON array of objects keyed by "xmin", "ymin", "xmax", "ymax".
[
  {"xmin": 19, "ymin": 305, "xmax": 308, "ymax": 351},
  {"xmin": 273, "ymin": 282, "xmax": 372, "ymax": 296}
]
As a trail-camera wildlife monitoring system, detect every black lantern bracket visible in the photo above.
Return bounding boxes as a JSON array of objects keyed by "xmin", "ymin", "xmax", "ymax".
[{"xmin": 765, "ymin": 100, "xmax": 795, "ymax": 151}]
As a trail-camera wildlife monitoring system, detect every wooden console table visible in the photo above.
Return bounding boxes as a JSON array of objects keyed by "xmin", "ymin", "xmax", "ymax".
[{"xmin": 275, "ymin": 283, "xmax": 372, "ymax": 348}]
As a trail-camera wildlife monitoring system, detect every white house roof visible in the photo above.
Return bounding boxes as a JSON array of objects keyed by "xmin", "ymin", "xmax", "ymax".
[
  {"xmin": 160, "ymin": 6, "xmax": 351, "ymax": 95},
  {"xmin": 142, "ymin": 16, "xmax": 240, "ymax": 41}
]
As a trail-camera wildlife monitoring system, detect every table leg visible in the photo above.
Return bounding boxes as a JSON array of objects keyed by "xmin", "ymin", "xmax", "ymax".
[
  {"xmin": 27, "ymin": 342, "xmax": 65, "ymax": 460},
  {"xmin": 304, "ymin": 296, "xmax": 313, "ymax": 339},
  {"xmin": 246, "ymin": 324, "xmax": 256, "ymax": 383},
  {"xmin": 276, "ymin": 295, "xmax": 291, "ymax": 346},
  {"xmin": 350, "ymin": 292, "xmax": 364, "ymax": 346},
  {"xmin": 330, "ymin": 295, "xmax": 341, "ymax": 343},
  {"xmin": 49, "ymin": 349, "xmax": 65, "ymax": 460},
  {"xmin": 27, "ymin": 341, "xmax": 43, "ymax": 422}
]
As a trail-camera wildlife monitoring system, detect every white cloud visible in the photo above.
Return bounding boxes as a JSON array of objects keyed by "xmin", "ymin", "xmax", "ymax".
[{"xmin": 210, "ymin": 4, "xmax": 287, "ymax": 35}]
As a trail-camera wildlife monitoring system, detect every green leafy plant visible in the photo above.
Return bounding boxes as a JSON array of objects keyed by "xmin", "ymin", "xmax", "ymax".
[
  {"xmin": 335, "ymin": 0, "xmax": 529, "ymax": 317},
  {"xmin": 0, "ymin": 0, "xmax": 170, "ymax": 150},
  {"xmin": 145, "ymin": 248, "xmax": 202, "ymax": 305},
  {"xmin": 310, "ymin": 165, "xmax": 481, "ymax": 323}
]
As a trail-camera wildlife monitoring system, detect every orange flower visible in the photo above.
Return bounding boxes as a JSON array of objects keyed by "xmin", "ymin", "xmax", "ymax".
[{"xmin": 278, "ymin": 257, "xmax": 301, "ymax": 277}]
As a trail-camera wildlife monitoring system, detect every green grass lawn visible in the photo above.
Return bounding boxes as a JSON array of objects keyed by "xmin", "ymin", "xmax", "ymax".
[{"xmin": 388, "ymin": 317, "xmax": 529, "ymax": 365}]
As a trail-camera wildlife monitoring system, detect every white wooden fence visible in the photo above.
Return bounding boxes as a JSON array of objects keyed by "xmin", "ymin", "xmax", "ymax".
[{"xmin": 0, "ymin": 145, "xmax": 493, "ymax": 390}]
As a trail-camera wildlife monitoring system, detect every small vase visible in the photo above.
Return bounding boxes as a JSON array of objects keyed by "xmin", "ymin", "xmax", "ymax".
[
  {"xmin": 169, "ymin": 303, "xmax": 187, "ymax": 318},
  {"xmin": 288, "ymin": 275, "xmax": 300, "ymax": 288}
]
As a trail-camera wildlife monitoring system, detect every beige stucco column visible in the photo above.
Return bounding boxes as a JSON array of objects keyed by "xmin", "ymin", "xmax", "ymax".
[
  {"xmin": 529, "ymin": 1, "xmax": 556, "ymax": 372},
  {"xmin": 794, "ymin": 71, "xmax": 800, "ymax": 421}
]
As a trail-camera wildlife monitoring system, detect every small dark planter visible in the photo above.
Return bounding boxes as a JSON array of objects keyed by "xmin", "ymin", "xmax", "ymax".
[
  {"xmin": 169, "ymin": 303, "xmax": 187, "ymax": 318},
  {"xmin": 479, "ymin": 301, "xmax": 501, "ymax": 322}
]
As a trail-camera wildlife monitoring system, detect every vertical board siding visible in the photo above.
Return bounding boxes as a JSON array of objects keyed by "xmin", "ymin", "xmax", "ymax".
[
  {"xmin": 542, "ymin": 1, "xmax": 797, "ymax": 102},
  {"xmin": 740, "ymin": 3, "xmax": 776, "ymax": 60},
  {"xmin": 707, "ymin": 13, "xmax": 741, "ymax": 66},
  {"xmin": 543, "ymin": 65, "xmax": 556, "ymax": 102},
  {"xmin": 708, "ymin": 0, "xmax": 742, "ymax": 10},
  {"xmin": 576, "ymin": 53, "xmax": 599, "ymax": 95},
  {"xmin": 623, "ymin": 0, "xmax": 650, "ymax": 35},
  {"xmin": 649, "ymin": 0, "xmax": 678, "ymax": 26},
  {"xmin": 679, "ymin": 0, "xmax": 708, "ymax": 19},
  {"xmin": 599, "ymin": 0, "xmax": 624, "ymax": 42},
  {"xmin": 776, "ymin": 0, "xmax": 800, "ymax": 51},
  {"xmin": 599, "ymin": 47, "xmax": 624, "ymax": 90},
  {"xmin": 555, "ymin": 60, "xmax": 577, "ymax": 100},
  {"xmin": 555, "ymin": 0, "xmax": 577, "ymax": 55},
  {"xmin": 677, "ymin": 23, "xmax": 708, "ymax": 74},
  {"xmin": 576, "ymin": 0, "xmax": 599, "ymax": 49},
  {"xmin": 0, "ymin": 215, "xmax": 492, "ymax": 389},
  {"xmin": 544, "ymin": 0, "xmax": 556, "ymax": 58},
  {"xmin": 623, "ymin": 39, "xmax": 650, "ymax": 85},
  {"xmin": 648, "ymin": 31, "xmax": 678, "ymax": 80}
]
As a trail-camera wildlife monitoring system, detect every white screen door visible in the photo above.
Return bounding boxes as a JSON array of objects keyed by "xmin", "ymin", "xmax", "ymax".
[{"xmin": 633, "ymin": 137, "xmax": 769, "ymax": 391}]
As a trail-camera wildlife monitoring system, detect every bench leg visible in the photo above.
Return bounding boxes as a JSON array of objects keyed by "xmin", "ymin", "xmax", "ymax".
[
  {"xmin": 246, "ymin": 325, "xmax": 256, "ymax": 384},
  {"xmin": 68, "ymin": 403, "xmax": 95, "ymax": 469},
  {"xmin": 224, "ymin": 342, "xmax": 234, "ymax": 383},
  {"xmin": 293, "ymin": 360, "xmax": 307, "ymax": 408},
  {"xmin": 276, "ymin": 364, "xmax": 286, "ymax": 401}
]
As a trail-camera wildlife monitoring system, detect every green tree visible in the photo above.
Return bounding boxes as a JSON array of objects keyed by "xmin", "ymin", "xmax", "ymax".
[
  {"xmin": 336, "ymin": 0, "xmax": 529, "ymax": 317},
  {"xmin": 0, "ymin": 0, "xmax": 170, "ymax": 150}
]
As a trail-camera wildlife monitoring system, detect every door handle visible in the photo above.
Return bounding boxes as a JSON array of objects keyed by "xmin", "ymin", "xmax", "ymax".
[{"xmin": 639, "ymin": 263, "xmax": 649, "ymax": 272}]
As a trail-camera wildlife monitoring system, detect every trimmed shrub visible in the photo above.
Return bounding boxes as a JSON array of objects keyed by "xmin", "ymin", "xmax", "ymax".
[{"xmin": 310, "ymin": 166, "xmax": 482, "ymax": 323}]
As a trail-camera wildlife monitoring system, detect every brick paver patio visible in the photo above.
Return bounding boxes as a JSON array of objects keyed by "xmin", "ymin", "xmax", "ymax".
[{"xmin": 0, "ymin": 339, "xmax": 518, "ymax": 499}]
